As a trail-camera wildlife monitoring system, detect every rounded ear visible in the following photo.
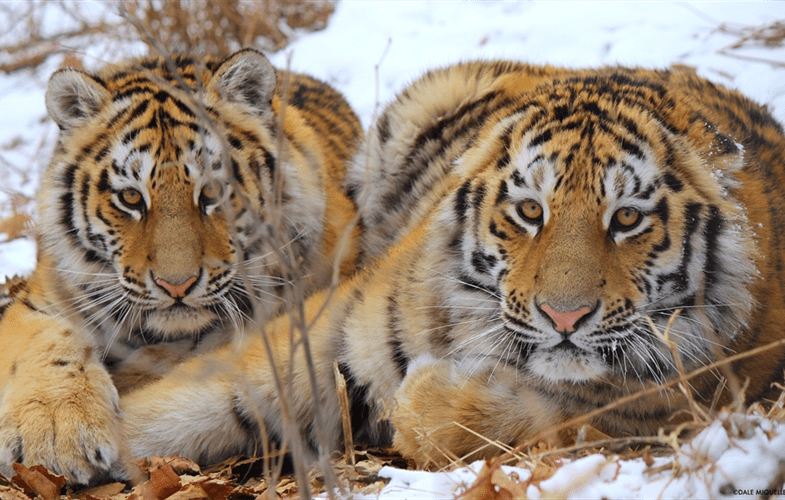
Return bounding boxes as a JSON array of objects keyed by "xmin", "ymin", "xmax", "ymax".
[
  {"xmin": 45, "ymin": 69, "xmax": 110, "ymax": 130},
  {"xmin": 208, "ymin": 49, "xmax": 277, "ymax": 117}
]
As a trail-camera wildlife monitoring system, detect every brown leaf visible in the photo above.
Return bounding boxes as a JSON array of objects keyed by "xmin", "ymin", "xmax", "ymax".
[
  {"xmin": 75, "ymin": 481, "xmax": 127, "ymax": 499},
  {"xmin": 0, "ymin": 484, "xmax": 32, "ymax": 500},
  {"xmin": 275, "ymin": 478, "xmax": 298, "ymax": 498},
  {"xmin": 199, "ymin": 480, "xmax": 235, "ymax": 500},
  {"xmin": 462, "ymin": 461, "xmax": 508, "ymax": 500},
  {"xmin": 164, "ymin": 483, "xmax": 208, "ymax": 500},
  {"xmin": 149, "ymin": 457, "xmax": 201, "ymax": 477},
  {"xmin": 490, "ymin": 468, "xmax": 528, "ymax": 499},
  {"xmin": 10, "ymin": 464, "xmax": 65, "ymax": 500},
  {"xmin": 149, "ymin": 464, "xmax": 181, "ymax": 500},
  {"xmin": 527, "ymin": 460, "xmax": 560, "ymax": 486},
  {"xmin": 0, "ymin": 213, "xmax": 33, "ymax": 242}
]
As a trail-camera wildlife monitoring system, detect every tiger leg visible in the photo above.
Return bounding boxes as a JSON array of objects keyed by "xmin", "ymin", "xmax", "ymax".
[
  {"xmin": 391, "ymin": 356, "xmax": 565, "ymax": 468},
  {"xmin": 120, "ymin": 328, "xmax": 343, "ymax": 466},
  {"xmin": 0, "ymin": 302, "xmax": 127, "ymax": 484}
]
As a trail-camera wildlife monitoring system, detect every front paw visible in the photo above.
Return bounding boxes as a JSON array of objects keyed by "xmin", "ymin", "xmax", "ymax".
[
  {"xmin": 0, "ymin": 367, "xmax": 123, "ymax": 484},
  {"xmin": 392, "ymin": 357, "xmax": 563, "ymax": 467}
]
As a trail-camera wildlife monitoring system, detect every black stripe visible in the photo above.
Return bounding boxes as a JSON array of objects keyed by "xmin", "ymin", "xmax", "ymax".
[
  {"xmin": 97, "ymin": 169, "xmax": 111, "ymax": 193},
  {"xmin": 501, "ymin": 213, "xmax": 529, "ymax": 237},
  {"xmin": 387, "ymin": 295, "xmax": 409, "ymax": 378},
  {"xmin": 471, "ymin": 182, "xmax": 487, "ymax": 212},
  {"xmin": 489, "ymin": 220, "xmax": 509, "ymax": 240},
  {"xmin": 656, "ymin": 202, "xmax": 702, "ymax": 294},
  {"xmin": 494, "ymin": 181, "xmax": 509, "ymax": 206},
  {"xmin": 456, "ymin": 272, "xmax": 499, "ymax": 297},
  {"xmin": 662, "ymin": 172, "xmax": 683, "ymax": 193},
  {"xmin": 471, "ymin": 250, "xmax": 498, "ymax": 275},
  {"xmin": 454, "ymin": 181, "xmax": 472, "ymax": 223},
  {"xmin": 619, "ymin": 137, "xmax": 644, "ymax": 160},
  {"xmin": 495, "ymin": 123, "xmax": 514, "ymax": 169},
  {"xmin": 231, "ymin": 158, "xmax": 245, "ymax": 186},
  {"xmin": 529, "ymin": 128, "xmax": 552, "ymax": 147},
  {"xmin": 702, "ymin": 205, "xmax": 723, "ymax": 293},
  {"xmin": 262, "ymin": 149, "xmax": 276, "ymax": 177},
  {"xmin": 227, "ymin": 134, "xmax": 243, "ymax": 149}
]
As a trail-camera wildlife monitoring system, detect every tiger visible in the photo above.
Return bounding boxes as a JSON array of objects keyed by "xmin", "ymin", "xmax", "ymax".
[
  {"xmin": 0, "ymin": 48, "xmax": 363, "ymax": 483},
  {"xmin": 118, "ymin": 59, "xmax": 785, "ymax": 473}
]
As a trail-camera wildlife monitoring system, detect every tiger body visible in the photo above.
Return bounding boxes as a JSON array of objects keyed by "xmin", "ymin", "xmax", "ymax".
[
  {"xmin": 0, "ymin": 49, "xmax": 362, "ymax": 482},
  {"xmin": 120, "ymin": 60, "xmax": 785, "ymax": 470}
]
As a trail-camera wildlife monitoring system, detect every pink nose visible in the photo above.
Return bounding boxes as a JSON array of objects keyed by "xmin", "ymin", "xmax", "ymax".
[
  {"xmin": 540, "ymin": 303, "xmax": 593, "ymax": 333},
  {"xmin": 155, "ymin": 275, "xmax": 198, "ymax": 298}
]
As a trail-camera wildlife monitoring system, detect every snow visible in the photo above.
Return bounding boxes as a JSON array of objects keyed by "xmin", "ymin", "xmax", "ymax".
[
  {"xmin": 345, "ymin": 414, "xmax": 785, "ymax": 499},
  {"xmin": 2, "ymin": 1, "xmax": 785, "ymax": 498}
]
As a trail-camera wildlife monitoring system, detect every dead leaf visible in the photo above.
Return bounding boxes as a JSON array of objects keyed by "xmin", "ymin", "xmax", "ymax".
[
  {"xmin": 11, "ymin": 464, "xmax": 64, "ymax": 500},
  {"xmin": 150, "ymin": 457, "xmax": 201, "ymax": 476},
  {"xmin": 275, "ymin": 478, "xmax": 298, "ymax": 498},
  {"xmin": 491, "ymin": 468, "xmax": 528, "ymax": 499},
  {"xmin": 198, "ymin": 480, "xmax": 234, "ymax": 500},
  {"xmin": 74, "ymin": 482, "xmax": 126, "ymax": 499},
  {"xmin": 148, "ymin": 464, "xmax": 181, "ymax": 500},
  {"xmin": 462, "ymin": 461, "xmax": 521, "ymax": 500},
  {"xmin": 0, "ymin": 484, "xmax": 32, "ymax": 500},
  {"xmin": 0, "ymin": 213, "xmax": 33, "ymax": 242},
  {"xmin": 164, "ymin": 483, "xmax": 208, "ymax": 500}
]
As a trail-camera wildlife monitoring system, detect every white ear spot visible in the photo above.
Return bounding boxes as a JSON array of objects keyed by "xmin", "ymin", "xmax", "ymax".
[
  {"xmin": 207, "ymin": 48, "xmax": 277, "ymax": 118},
  {"xmin": 45, "ymin": 69, "xmax": 110, "ymax": 130}
]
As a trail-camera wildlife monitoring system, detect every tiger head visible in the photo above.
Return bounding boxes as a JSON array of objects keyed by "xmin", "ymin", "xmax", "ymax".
[
  {"xmin": 37, "ymin": 49, "xmax": 326, "ymax": 346},
  {"xmin": 443, "ymin": 71, "xmax": 757, "ymax": 386}
]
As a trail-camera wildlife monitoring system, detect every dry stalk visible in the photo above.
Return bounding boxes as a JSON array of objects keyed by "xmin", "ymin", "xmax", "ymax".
[
  {"xmin": 450, "ymin": 421, "xmax": 522, "ymax": 465},
  {"xmin": 333, "ymin": 361, "xmax": 355, "ymax": 466},
  {"xmin": 645, "ymin": 310, "xmax": 710, "ymax": 424},
  {"xmin": 715, "ymin": 19, "xmax": 785, "ymax": 68}
]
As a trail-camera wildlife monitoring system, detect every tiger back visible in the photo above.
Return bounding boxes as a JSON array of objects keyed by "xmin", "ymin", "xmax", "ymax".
[{"xmin": 0, "ymin": 48, "xmax": 362, "ymax": 483}]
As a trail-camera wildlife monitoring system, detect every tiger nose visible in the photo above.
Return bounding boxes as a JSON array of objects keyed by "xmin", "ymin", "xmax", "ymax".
[
  {"xmin": 155, "ymin": 275, "xmax": 198, "ymax": 298},
  {"xmin": 539, "ymin": 303, "xmax": 593, "ymax": 334}
]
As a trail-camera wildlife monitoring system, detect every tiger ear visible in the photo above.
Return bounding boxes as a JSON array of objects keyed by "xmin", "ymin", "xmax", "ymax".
[
  {"xmin": 46, "ymin": 69, "xmax": 110, "ymax": 130},
  {"xmin": 208, "ymin": 49, "xmax": 277, "ymax": 118}
]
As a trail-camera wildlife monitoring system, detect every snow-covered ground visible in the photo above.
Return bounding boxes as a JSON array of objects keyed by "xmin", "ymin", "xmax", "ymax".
[
  {"xmin": 358, "ymin": 413, "xmax": 785, "ymax": 499},
  {"xmin": 2, "ymin": 2, "xmax": 785, "ymax": 498}
]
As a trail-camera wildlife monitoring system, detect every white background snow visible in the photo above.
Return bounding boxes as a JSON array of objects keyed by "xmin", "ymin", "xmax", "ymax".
[{"xmin": 2, "ymin": 2, "xmax": 785, "ymax": 499}]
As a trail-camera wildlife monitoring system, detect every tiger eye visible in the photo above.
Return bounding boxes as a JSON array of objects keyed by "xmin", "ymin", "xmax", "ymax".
[
  {"xmin": 518, "ymin": 200, "xmax": 544, "ymax": 223},
  {"xmin": 613, "ymin": 207, "xmax": 642, "ymax": 229},
  {"xmin": 119, "ymin": 188, "xmax": 143, "ymax": 209}
]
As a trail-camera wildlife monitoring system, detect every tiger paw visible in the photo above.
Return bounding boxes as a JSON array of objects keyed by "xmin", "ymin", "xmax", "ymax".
[{"xmin": 0, "ymin": 364, "xmax": 124, "ymax": 484}]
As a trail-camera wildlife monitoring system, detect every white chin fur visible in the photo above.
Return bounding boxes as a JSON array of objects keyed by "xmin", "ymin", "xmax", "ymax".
[
  {"xmin": 527, "ymin": 350, "xmax": 607, "ymax": 383},
  {"xmin": 145, "ymin": 308, "xmax": 217, "ymax": 336}
]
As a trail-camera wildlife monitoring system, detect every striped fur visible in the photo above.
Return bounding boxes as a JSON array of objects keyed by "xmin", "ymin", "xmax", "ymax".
[
  {"xmin": 0, "ymin": 49, "xmax": 362, "ymax": 483},
  {"xmin": 121, "ymin": 60, "xmax": 785, "ymax": 471}
]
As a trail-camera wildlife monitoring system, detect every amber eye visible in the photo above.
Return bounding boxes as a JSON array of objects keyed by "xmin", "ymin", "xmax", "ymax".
[
  {"xmin": 199, "ymin": 180, "xmax": 224, "ymax": 209},
  {"xmin": 516, "ymin": 200, "xmax": 544, "ymax": 225},
  {"xmin": 118, "ymin": 188, "xmax": 144, "ymax": 210},
  {"xmin": 611, "ymin": 207, "xmax": 643, "ymax": 232}
]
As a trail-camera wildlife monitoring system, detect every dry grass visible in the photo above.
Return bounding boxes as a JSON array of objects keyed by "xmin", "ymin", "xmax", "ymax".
[
  {"xmin": 715, "ymin": 19, "xmax": 785, "ymax": 68},
  {"xmin": 0, "ymin": 0, "xmax": 336, "ymax": 73}
]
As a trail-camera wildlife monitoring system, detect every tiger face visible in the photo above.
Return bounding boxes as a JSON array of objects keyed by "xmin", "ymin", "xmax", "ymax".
[
  {"xmin": 37, "ymin": 49, "xmax": 360, "ymax": 349},
  {"xmin": 449, "ymin": 73, "xmax": 756, "ymax": 385}
]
